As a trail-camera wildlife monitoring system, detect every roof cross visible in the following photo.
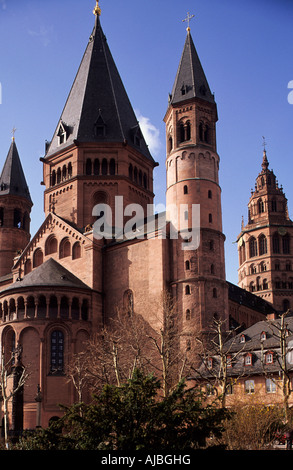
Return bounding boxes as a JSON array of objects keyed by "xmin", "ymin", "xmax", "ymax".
[
  {"xmin": 93, "ymin": 0, "xmax": 101, "ymax": 16},
  {"xmin": 182, "ymin": 12, "xmax": 195, "ymax": 31},
  {"xmin": 11, "ymin": 126, "xmax": 17, "ymax": 141}
]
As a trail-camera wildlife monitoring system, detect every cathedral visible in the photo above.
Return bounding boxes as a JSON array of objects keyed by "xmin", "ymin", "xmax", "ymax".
[{"xmin": 0, "ymin": 2, "xmax": 288, "ymax": 431}]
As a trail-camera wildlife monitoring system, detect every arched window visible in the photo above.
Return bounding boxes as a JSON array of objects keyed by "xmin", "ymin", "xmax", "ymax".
[
  {"xmin": 134, "ymin": 167, "xmax": 138, "ymax": 183},
  {"xmin": 59, "ymin": 238, "xmax": 71, "ymax": 259},
  {"xmin": 86, "ymin": 158, "xmax": 92, "ymax": 175},
  {"xmin": 272, "ymin": 233, "xmax": 280, "ymax": 254},
  {"xmin": 199, "ymin": 122, "xmax": 204, "ymax": 141},
  {"xmin": 33, "ymin": 248, "xmax": 43, "ymax": 268},
  {"xmin": 213, "ymin": 288, "xmax": 217, "ymax": 298},
  {"xmin": 168, "ymin": 136, "xmax": 173, "ymax": 152},
  {"xmin": 249, "ymin": 237, "xmax": 257, "ymax": 258},
  {"xmin": 179, "ymin": 123, "xmax": 185, "ymax": 143},
  {"xmin": 45, "ymin": 235, "xmax": 58, "ymax": 255},
  {"xmin": 129, "ymin": 164, "xmax": 133, "ymax": 180},
  {"xmin": 283, "ymin": 234, "xmax": 290, "ymax": 254},
  {"xmin": 68, "ymin": 162, "xmax": 72, "ymax": 178},
  {"xmin": 50, "ymin": 330, "xmax": 64, "ymax": 373},
  {"xmin": 259, "ymin": 235, "xmax": 267, "ymax": 255},
  {"xmin": 57, "ymin": 168, "xmax": 61, "ymax": 184},
  {"xmin": 62, "ymin": 165, "xmax": 67, "ymax": 181},
  {"xmin": 185, "ymin": 260, "xmax": 190, "ymax": 270},
  {"xmin": 51, "ymin": 170, "xmax": 56, "ymax": 186},
  {"xmin": 72, "ymin": 242, "xmax": 81, "ymax": 260},
  {"xmin": 71, "ymin": 297, "xmax": 79, "ymax": 320},
  {"xmin": 109, "ymin": 158, "xmax": 115, "ymax": 175},
  {"xmin": 23, "ymin": 212, "xmax": 30, "ymax": 232},
  {"xmin": 24, "ymin": 259, "xmax": 32, "ymax": 275},
  {"xmin": 184, "ymin": 185, "xmax": 188, "ymax": 195},
  {"xmin": 38, "ymin": 295, "xmax": 47, "ymax": 319},
  {"xmin": 94, "ymin": 159, "xmax": 100, "ymax": 175},
  {"xmin": 27, "ymin": 296, "xmax": 35, "ymax": 318},
  {"xmin": 60, "ymin": 296, "xmax": 69, "ymax": 319},
  {"xmin": 101, "ymin": 158, "xmax": 108, "ymax": 175},
  {"xmin": 186, "ymin": 309, "xmax": 191, "ymax": 321},
  {"xmin": 186, "ymin": 121, "xmax": 191, "ymax": 140},
  {"xmin": 258, "ymin": 199, "xmax": 264, "ymax": 213},
  {"xmin": 143, "ymin": 173, "xmax": 147, "ymax": 189},
  {"xmin": 208, "ymin": 190, "xmax": 212, "ymax": 199},
  {"xmin": 81, "ymin": 299, "xmax": 88, "ymax": 321},
  {"xmin": 14, "ymin": 209, "xmax": 22, "ymax": 228},
  {"xmin": 185, "ymin": 285, "xmax": 191, "ymax": 295}
]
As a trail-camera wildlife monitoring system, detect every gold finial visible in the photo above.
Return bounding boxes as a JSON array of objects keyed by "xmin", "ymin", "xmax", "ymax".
[
  {"xmin": 11, "ymin": 127, "xmax": 17, "ymax": 141},
  {"xmin": 182, "ymin": 12, "xmax": 195, "ymax": 32},
  {"xmin": 93, "ymin": 0, "xmax": 101, "ymax": 16}
]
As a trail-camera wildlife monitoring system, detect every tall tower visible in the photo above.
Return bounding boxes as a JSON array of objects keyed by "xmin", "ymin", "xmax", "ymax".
[
  {"xmin": 41, "ymin": 9, "xmax": 157, "ymax": 232},
  {"xmin": 0, "ymin": 139, "xmax": 32, "ymax": 277},
  {"xmin": 237, "ymin": 149, "xmax": 293, "ymax": 313},
  {"xmin": 164, "ymin": 22, "xmax": 228, "ymax": 331}
]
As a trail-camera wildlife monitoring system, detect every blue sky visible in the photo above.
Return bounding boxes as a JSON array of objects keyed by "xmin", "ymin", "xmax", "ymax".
[{"xmin": 0, "ymin": 0, "xmax": 293, "ymax": 285}]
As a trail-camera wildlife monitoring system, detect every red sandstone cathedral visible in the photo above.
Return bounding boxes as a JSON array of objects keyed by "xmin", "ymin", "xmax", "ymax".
[{"xmin": 0, "ymin": 3, "xmax": 291, "ymax": 431}]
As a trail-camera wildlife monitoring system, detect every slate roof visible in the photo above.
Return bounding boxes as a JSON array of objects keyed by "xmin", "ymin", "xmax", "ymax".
[
  {"xmin": 228, "ymin": 281, "xmax": 276, "ymax": 317},
  {"xmin": 45, "ymin": 15, "xmax": 154, "ymax": 162},
  {"xmin": 0, "ymin": 258, "xmax": 91, "ymax": 294},
  {"xmin": 0, "ymin": 140, "xmax": 32, "ymax": 204},
  {"xmin": 170, "ymin": 30, "xmax": 215, "ymax": 105},
  {"xmin": 196, "ymin": 315, "xmax": 293, "ymax": 379}
]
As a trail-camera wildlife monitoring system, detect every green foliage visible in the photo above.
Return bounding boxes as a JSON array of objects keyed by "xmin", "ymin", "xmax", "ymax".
[{"xmin": 17, "ymin": 369, "xmax": 230, "ymax": 451}]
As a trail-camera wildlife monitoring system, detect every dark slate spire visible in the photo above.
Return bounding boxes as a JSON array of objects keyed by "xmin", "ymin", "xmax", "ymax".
[
  {"xmin": 0, "ymin": 139, "xmax": 32, "ymax": 203},
  {"xmin": 45, "ymin": 15, "xmax": 153, "ymax": 161},
  {"xmin": 170, "ymin": 30, "xmax": 214, "ymax": 105}
]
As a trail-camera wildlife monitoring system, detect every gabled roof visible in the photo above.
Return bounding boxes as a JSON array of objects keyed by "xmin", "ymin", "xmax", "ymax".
[
  {"xmin": 0, "ymin": 140, "xmax": 32, "ymax": 204},
  {"xmin": 45, "ymin": 15, "xmax": 153, "ymax": 162},
  {"xmin": 1, "ymin": 258, "xmax": 91, "ymax": 293},
  {"xmin": 12, "ymin": 212, "xmax": 90, "ymax": 270},
  {"xmin": 170, "ymin": 30, "xmax": 215, "ymax": 105}
]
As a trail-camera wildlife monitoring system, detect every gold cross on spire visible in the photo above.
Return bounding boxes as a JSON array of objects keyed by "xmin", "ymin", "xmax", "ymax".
[
  {"xmin": 183, "ymin": 12, "xmax": 195, "ymax": 32},
  {"xmin": 93, "ymin": 0, "xmax": 101, "ymax": 16},
  {"xmin": 11, "ymin": 126, "xmax": 17, "ymax": 141}
]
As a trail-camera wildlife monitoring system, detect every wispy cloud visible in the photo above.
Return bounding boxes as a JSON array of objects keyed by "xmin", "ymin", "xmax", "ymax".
[
  {"xmin": 135, "ymin": 109, "xmax": 162, "ymax": 158},
  {"xmin": 28, "ymin": 25, "xmax": 54, "ymax": 47}
]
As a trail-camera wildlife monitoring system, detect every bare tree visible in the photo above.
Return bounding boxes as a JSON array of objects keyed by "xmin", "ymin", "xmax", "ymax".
[
  {"xmin": 264, "ymin": 310, "xmax": 293, "ymax": 424},
  {"xmin": 0, "ymin": 345, "xmax": 29, "ymax": 449},
  {"xmin": 194, "ymin": 318, "xmax": 247, "ymax": 408}
]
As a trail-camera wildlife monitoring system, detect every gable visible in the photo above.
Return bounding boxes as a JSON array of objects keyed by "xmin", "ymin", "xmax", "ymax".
[{"xmin": 11, "ymin": 213, "xmax": 94, "ymax": 289}]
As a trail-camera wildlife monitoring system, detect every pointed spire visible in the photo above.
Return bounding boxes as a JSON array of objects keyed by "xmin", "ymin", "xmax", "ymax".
[
  {"xmin": 261, "ymin": 149, "xmax": 269, "ymax": 171},
  {"xmin": 0, "ymin": 140, "xmax": 32, "ymax": 203},
  {"xmin": 169, "ymin": 29, "xmax": 214, "ymax": 105},
  {"xmin": 45, "ymin": 14, "xmax": 153, "ymax": 162}
]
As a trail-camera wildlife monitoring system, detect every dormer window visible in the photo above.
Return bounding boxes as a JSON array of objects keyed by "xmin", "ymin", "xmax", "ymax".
[
  {"xmin": 94, "ymin": 111, "xmax": 106, "ymax": 137},
  {"xmin": 244, "ymin": 353, "xmax": 252, "ymax": 366},
  {"xmin": 131, "ymin": 125, "xmax": 143, "ymax": 148},
  {"xmin": 227, "ymin": 355, "xmax": 232, "ymax": 368},
  {"xmin": 57, "ymin": 122, "xmax": 67, "ymax": 146},
  {"xmin": 265, "ymin": 351, "xmax": 274, "ymax": 364},
  {"xmin": 260, "ymin": 331, "xmax": 267, "ymax": 341},
  {"xmin": 207, "ymin": 357, "xmax": 213, "ymax": 369}
]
